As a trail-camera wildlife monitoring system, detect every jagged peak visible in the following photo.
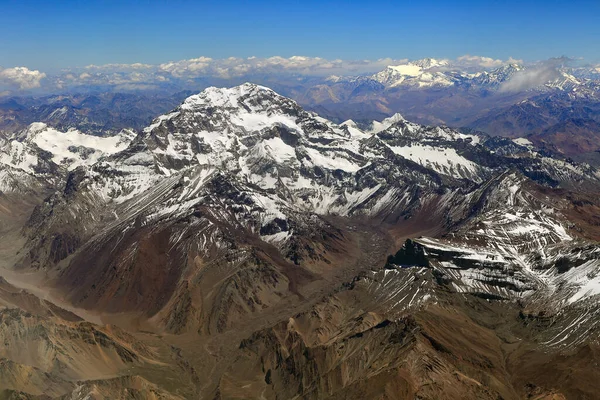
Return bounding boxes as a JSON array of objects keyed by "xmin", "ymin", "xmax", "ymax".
[
  {"xmin": 143, "ymin": 83, "xmax": 309, "ymax": 138},
  {"xmin": 382, "ymin": 113, "xmax": 406, "ymax": 124},
  {"xmin": 340, "ymin": 119, "xmax": 358, "ymax": 128},
  {"xmin": 491, "ymin": 63, "xmax": 525, "ymax": 75},
  {"xmin": 180, "ymin": 83, "xmax": 282, "ymax": 111},
  {"xmin": 368, "ymin": 113, "xmax": 406, "ymax": 133}
]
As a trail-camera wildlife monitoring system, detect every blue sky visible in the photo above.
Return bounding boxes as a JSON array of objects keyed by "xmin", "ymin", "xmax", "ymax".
[{"xmin": 0, "ymin": 0, "xmax": 599, "ymax": 70}]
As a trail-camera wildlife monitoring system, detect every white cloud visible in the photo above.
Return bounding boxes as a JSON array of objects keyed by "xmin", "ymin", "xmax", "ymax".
[
  {"xmin": 499, "ymin": 65, "xmax": 561, "ymax": 92},
  {"xmin": 153, "ymin": 55, "xmax": 409, "ymax": 79},
  {"xmin": 4, "ymin": 55, "xmax": 580, "ymax": 93},
  {"xmin": 456, "ymin": 55, "xmax": 523, "ymax": 69},
  {"xmin": 45, "ymin": 55, "xmax": 534, "ymax": 90},
  {"xmin": 84, "ymin": 63, "xmax": 153, "ymax": 70},
  {"xmin": 0, "ymin": 66, "xmax": 46, "ymax": 89}
]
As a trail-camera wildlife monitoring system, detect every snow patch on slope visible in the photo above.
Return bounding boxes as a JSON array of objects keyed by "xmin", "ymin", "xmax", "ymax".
[
  {"xmin": 23, "ymin": 123, "xmax": 134, "ymax": 170},
  {"xmin": 389, "ymin": 144, "xmax": 479, "ymax": 179}
]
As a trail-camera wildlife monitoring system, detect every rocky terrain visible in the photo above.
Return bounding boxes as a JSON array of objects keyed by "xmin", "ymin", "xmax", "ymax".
[{"xmin": 0, "ymin": 83, "xmax": 599, "ymax": 398}]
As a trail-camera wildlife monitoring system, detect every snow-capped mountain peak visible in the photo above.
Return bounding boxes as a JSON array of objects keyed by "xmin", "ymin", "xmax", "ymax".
[
  {"xmin": 469, "ymin": 63, "xmax": 525, "ymax": 88},
  {"xmin": 373, "ymin": 58, "xmax": 454, "ymax": 88},
  {"xmin": 62, "ymin": 83, "xmax": 600, "ymax": 231},
  {"xmin": 368, "ymin": 113, "xmax": 406, "ymax": 133},
  {"xmin": 180, "ymin": 83, "xmax": 278, "ymax": 110}
]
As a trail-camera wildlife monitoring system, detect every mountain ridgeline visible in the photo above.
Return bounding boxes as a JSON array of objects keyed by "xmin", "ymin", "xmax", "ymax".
[
  {"xmin": 3, "ymin": 58, "xmax": 600, "ymax": 166},
  {"xmin": 0, "ymin": 83, "xmax": 599, "ymax": 399}
]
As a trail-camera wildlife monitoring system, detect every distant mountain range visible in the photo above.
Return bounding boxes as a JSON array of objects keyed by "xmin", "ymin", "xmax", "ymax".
[
  {"xmin": 0, "ymin": 91, "xmax": 193, "ymax": 135},
  {"xmin": 2, "ymin": 58, "xmax": 600, "ymax": 164}
]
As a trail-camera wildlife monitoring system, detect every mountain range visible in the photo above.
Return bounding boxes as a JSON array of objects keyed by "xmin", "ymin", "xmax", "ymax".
[
  {"xmin": 0, "ymin": 83, "xmax": 599, "ymax": 398},
  {"xmin": 3, "ymin": 57, "xmax": 600, "ymax": 167}
]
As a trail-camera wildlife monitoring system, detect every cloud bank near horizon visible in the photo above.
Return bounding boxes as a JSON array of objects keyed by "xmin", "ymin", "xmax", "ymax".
[{"xmin": 0, "ymin": 55, "xmax": 591, "ymax": 94}]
